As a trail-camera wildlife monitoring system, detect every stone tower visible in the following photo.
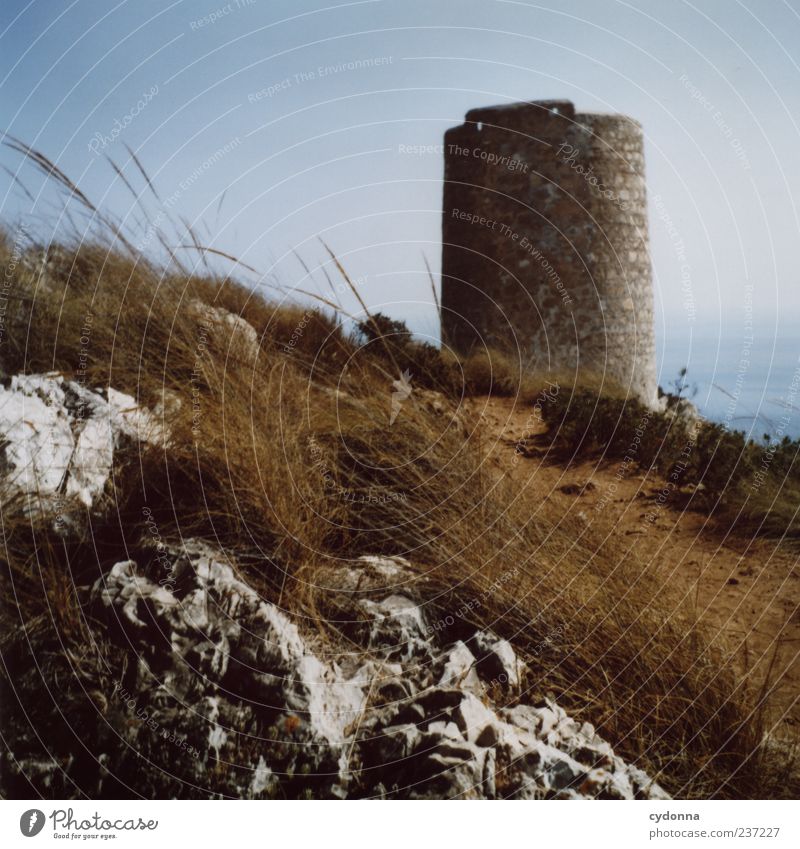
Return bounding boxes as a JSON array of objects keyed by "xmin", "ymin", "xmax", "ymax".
[{"xmin": 441, "ymin": 100, "xmax": 656, "ymax": 404}]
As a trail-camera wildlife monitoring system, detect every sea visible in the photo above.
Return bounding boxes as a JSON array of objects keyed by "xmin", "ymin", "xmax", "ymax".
[{"xmin": 658, "ymin": 328, "xmax": 800, "ymax": 441}]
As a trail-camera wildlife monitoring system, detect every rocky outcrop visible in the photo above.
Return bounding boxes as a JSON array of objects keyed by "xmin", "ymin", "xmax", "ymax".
[
  {"xmin": 0, "ymin": 369, "xmax": 668, "ymax": 799},
  {"xmin": 27, "ymin": 539, "xmax": 668, "ymax": 800},
  {"xmin": 188, "ymin": 300, "xmax": 260, "ymax": 360},
  {"xmin": 0, "ymin": 373, "xmax": 167, "ymax": 525}
]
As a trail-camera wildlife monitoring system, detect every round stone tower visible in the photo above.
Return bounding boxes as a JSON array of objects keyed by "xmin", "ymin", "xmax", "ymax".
[{"xmin": 441, "ymin": 99, "xmax": 656, "ymax": 404}]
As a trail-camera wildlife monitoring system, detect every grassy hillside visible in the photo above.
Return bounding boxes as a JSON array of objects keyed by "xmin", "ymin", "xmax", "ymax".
[{"xmin": 1, "ymin": 218, "xmax": 797, "ymax": 798}]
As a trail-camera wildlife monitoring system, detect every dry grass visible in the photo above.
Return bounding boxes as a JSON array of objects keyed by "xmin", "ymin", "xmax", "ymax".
[
  {"xmin": 0, "ymin": 151, "xmax": 796, "ymax": 798},
  {"xmin": 457, "ymin": 346, "xmax": 623, "ymax": 402}
]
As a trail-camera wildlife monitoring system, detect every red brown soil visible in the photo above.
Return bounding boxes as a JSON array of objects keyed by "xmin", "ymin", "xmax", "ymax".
[{"xmin": 465, "ymin": 395, "xmax": 800, "ymax": 734}]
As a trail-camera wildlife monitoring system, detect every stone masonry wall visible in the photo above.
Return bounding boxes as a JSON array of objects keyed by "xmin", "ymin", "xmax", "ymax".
[{"xmin": 441, "ymin": 100, "xmax": 656, "ymax": 404}]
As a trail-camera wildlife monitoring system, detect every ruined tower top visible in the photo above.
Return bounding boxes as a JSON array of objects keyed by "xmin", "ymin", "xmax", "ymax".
[{"xmin": 440, "ymin": 99, "xmax": 656, "ymax": 404}]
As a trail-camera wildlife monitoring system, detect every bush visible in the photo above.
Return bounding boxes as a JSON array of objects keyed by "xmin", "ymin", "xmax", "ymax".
[
  {"xmin": 539, "ymin": 387, "xmax": 692, "ymax": 471},
  {"xmin": 355, "ymin": 313, "xmax": 459, "ymax": 393},
  {"xmin": 539, "ymin": 385, "xmax": 800, "ymax": 538}
]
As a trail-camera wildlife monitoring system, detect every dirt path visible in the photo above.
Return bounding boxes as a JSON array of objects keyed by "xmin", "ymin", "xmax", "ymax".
[{"xmin": 465, "ymin": 395, "xmax": 800, "ymax": 733}]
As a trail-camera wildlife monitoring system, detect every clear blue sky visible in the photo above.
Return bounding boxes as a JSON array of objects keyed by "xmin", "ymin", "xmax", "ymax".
[{"xmin": 3, "ymin": 0, "xmax": 799, "ymax": 366}]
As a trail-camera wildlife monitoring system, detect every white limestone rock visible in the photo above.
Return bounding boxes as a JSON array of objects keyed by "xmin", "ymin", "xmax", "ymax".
[
  {"xmin": 468, "ymin": 630, "xmax": 520, "ymax": 690},
  {"xmin": 0, "ymin": 373, "xmax": 167, "ymax": 520},
  {"xmin": 359, "ymin": 594, "xmax": 432, "ymax": 661},
  {"xmin": 188, "ymin": 300, "xmax": 260, "ymax": 360},
  {"xmin": 80, "ymin": 539, "xmax": 669, "ymax": 800}
]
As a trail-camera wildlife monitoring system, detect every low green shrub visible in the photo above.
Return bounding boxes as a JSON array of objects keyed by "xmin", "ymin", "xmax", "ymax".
[{"xmin": 539, "ymin": 385, "xmax": 800, "ymax": 538}]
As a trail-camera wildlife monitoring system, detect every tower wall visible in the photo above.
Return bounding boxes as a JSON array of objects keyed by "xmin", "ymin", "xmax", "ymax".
[{"xmin": 441, "ymin": 100, "xmax": 656, "ymax": 404}]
